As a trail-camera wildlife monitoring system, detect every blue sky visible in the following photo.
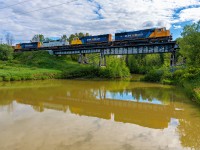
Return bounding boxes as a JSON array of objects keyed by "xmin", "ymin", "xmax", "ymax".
[{"xmin": 0, "ymin": 0, "xmax": 200, "ymax": 44}]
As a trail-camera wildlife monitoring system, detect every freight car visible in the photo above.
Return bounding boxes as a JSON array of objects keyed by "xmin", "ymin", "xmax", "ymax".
[{"xmin": 41, "ymin": 40, "xmax": 69, "ymax": 47}]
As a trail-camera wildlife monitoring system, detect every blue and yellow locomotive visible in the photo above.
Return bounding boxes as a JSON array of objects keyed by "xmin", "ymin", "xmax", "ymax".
[
  {"xmin": 71, "ymin": 27, "xmax": 171, "ymax": 45},
  {"xmin": 115, "ymin": 27, "xmax": 171, "ymax": 41}
]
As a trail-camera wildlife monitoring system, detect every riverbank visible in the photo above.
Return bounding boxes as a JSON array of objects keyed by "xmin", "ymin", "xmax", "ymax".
[
  {"xmin": 142, "ymin": 67, "xmax": 200, "ymax": 104},
  {"xmin": 0, "ymin": 51, "xmax": 130, "ymax": 81}
]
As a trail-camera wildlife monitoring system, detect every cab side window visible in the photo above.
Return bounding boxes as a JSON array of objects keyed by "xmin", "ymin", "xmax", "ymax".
[{"xmin": 157, "ymin": 29, "xmax": 162, "ymax": 32}]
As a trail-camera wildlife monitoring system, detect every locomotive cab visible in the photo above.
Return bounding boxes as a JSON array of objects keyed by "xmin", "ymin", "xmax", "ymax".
[
  {"xmin": 150, "ymin": 27, "xmax": 171, "ymax": 39},
  {"xmin": 15, "ymin": 44, "xmax": 21, "ymax": 50},
  {"xmin": 71, "ymin": 37, "xmax": 82, "ymax": 45}
]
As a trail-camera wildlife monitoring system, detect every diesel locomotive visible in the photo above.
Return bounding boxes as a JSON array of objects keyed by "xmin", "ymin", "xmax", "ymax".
[{"xmin": 15, "ymin": 27, "xmax": 171, "ymax": 50}]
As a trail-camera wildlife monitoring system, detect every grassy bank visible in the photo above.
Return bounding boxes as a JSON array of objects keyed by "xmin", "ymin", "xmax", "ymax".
[
  {"xmin": 0, "ymin": 62, "xmax": 62, "ymax": 81},
  {"xmin": 0, "ymin": 50, "xmax": 130, "ymax": 81}
]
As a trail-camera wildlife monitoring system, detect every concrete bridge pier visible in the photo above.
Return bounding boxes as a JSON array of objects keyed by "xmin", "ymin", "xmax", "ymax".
[
  {"xmin": 99, "ymin": 52, "xmax": 106, "ymax": 66},
  {"xmin": 170, "ymin": 52, "xmax": 176, "ymax": 67},
  {"xmin": 78, "ymin": 53, "xmax": 88, "ymax": 64}
]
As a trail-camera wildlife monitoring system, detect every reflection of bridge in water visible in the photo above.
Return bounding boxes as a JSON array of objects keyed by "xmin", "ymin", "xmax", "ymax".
[
  {"xmin": 1, "ymin": 80, "xmax": 199, "ymax": 149},
  {"xmin": 0, "ymin": 80, "xmax": 185, "ymax": 129},
  {"xmin": 16, "ymin": 94, "xmax": 182, "ymax": 129}
]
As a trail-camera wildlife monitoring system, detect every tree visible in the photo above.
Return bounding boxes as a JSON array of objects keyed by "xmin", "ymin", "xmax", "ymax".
[
  {"xmin": 31, "ymin": 34, "xmax": 45, "ymax": 42},
  {"xmin": 0, "ymin": 44, "xmax": 14, "ymax": 61},
  {"xmin": 179, "ymin": 21, "xmax": 200, "ymax": 67},
  {"xmin": 44, "ymin": 37, "xmax": 51, "ymax": 42},
  {"xmin": 5, "ymin": 33, "xmax": 14, "ymax": 45},
  {"xmin": 68, "ymin": 33, "xmax": 89, "ymax": 43},
  {"xmin": 0, "ymin": 37, "xmax": 3, "ymax": 44},
  {"xmin": 61, "ymin": 35, "xmax": 68, "ymax": 41}
]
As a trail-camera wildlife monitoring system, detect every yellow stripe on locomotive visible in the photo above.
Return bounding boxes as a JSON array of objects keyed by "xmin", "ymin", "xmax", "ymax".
[
  {"xmin": 150, "ymin": 27, "xmax": 170, "ymax": 38},
  {"xmin": 15, "ymin": 44, "xmax": 21, "ymax": 50},
  {"xmin": 37, "ymin": 42, "xmax": 42, "ymax": 48},
  {"xmin": 71, "ymin": 37, "xmax": 83, "ymax": 45}
]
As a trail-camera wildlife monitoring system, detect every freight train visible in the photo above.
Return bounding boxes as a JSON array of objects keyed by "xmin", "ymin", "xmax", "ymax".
[{"xmin": 15, "ymin": 27, "xmax": 171, "ymax": 50}]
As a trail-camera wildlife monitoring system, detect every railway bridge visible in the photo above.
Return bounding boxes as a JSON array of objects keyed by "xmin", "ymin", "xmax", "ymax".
[{"xmin": 18, "ymin": 40, "xmax": 178, "ymax": 66}]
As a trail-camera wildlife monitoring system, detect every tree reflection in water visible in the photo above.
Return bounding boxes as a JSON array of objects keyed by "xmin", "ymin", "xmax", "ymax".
[{"xmin": 0, "ymin": 80, "xmax": 200, "ymax": 149}]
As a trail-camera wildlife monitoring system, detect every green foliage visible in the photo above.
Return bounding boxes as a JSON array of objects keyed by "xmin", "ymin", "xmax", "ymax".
[
  {"xmin": 100, "ymin": 57, "xmax": 130, "ymax": 78},
  {"xmin": 62, "ymin": 56, "xmax": 130, "ymax": 79},
  {"xmin": 162, "ymin": 79, "xmax": 174, "ymax": 85},
  {"xmin": 127, "ymin": 54, "xmax": 165, "ymax": 74},
  {"xmin": 144, "ymin": 67, "xmax": 200, "ymax": 103},
  {"xmin": 142, "ymin": 69, "xmax": 164, "ymax": 82},
  {"xmin": 14, "ymin": 51, "xmax": 72, "ymax": 70},
  {"xmin": 63, "ymin": 66, "xmax": 100, "ymax": 78},
  {"xmin": 178, "ymin": 21, "xmax": 200, "ymax": 67},
  {"xmin": 68, "ymin": 32, "xmax": 89, "ymax": 43},
  {"xmin": 3, "ymin": 76, "xmax": 10, "ymax": 81},
  {"xmin": 11, "ymin": 76, "xmax": 21, "ymax": 81},
  {"xmin": 0, "ymin": 44, "xmax": 14, "ymax": 61},
  {"xmin": 32, "ymin": 34, "xmax": 45, "ymax": 42},
  {"xmin": 0, "ymin": 62, "xmax": 62, "ymax": 82},
  {"xmin": 61, "ymin": 35, "xmax": 68, "ymax": 41}
]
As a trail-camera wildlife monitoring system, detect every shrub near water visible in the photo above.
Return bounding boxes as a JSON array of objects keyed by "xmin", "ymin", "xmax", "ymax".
[
  {"xmin": 63, "ymin": 57, "xmax": 130, "ymax": 79},
  {"xmin": 0, "ymin": 44, "xmax": 13, "ymax": 61},
  {"xmin": 143, "ymin": 67, "xmax": 200, "ymax": 103},
  {"xmin": 142, "ymin": 69, "xmax": 164, "ymax": 82},
  {"xmin": 100, "ymin": 57, "xmax": 130, "ymax": 78}
]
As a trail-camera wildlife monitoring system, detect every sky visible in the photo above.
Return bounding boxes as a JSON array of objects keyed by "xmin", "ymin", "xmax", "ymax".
[{"xmin": 0, "ymin": 0, "xmax": 200, "ymax": 44}]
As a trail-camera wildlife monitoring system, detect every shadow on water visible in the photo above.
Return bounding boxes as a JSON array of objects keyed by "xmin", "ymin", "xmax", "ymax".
[{"xmin": 0, "ymin": 80, "xmax": 200, "ymax": 149}]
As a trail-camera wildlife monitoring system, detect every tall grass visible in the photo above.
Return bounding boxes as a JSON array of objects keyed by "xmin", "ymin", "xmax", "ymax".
[{"xmin": 0, "ymin": 63, "xmax": 62, "ymax": 81}]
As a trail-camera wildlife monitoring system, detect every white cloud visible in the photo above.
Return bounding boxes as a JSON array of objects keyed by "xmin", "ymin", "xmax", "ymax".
[
  {"xmin": 0, "ymin": 0, "xmax": 200, "ymax": 44},
  {"xmin": 179, "ymin": 7, "xmax": 200, "ymax": 22},
  {"xmin": 173, "ymin": 25, "xmax": 182, "ymax": 29}
]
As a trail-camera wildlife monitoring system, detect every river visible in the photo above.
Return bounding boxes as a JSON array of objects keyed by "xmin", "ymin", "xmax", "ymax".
[{"xmin": 0, "ymin": 80, "xmax": 200, "ymax": 150}]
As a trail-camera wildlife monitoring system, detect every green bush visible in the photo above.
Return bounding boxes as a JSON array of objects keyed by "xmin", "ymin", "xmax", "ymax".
[
  {"xmin": 24, "ymin": 74, "xmax": 34, "ymax": 80},
  {"xmin": 11, "ymin": 76, "xmax": 21, "ymax": 81},
  {"xmin": 162, "ymin": 71, "xmax": 173, "ymax": 80},
  {"xmin": 0, "ymin": 44, "xmax": 14, "ymax": 61},
  {"xmin": 143, "ymin": 70, "xmax": 164, "ymax": 82},
  {"xmin": 64, "ymin": 66, "xmax": 100, "ymax": 78},
  {"xmin": 173, "ymin": 69, "xmax": 184, "ymax": 80},
  {"xmin": 102, "ymin": 57, "xmax": 130, "ymax": 78},
  {"xmin": 41, "ymin": 76, "xmax": 49, "ymax": 80},
  {"xmin": 162, "ymin": 79, "xmax": 174, "ymax": 85},
  {"xmin": 3, "ymin": 76, "xmax": 11, "ymax": 81}
]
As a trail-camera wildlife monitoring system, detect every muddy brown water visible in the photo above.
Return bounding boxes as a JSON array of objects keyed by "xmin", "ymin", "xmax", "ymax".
[{"xmin": 0, "ymin": 80, "xmax": 200, "ymax": 150}]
